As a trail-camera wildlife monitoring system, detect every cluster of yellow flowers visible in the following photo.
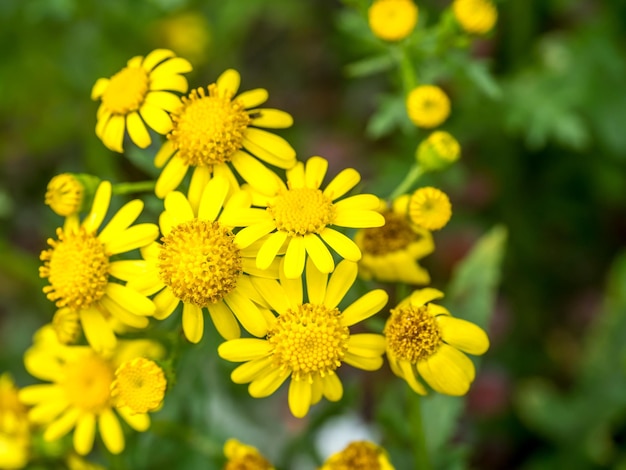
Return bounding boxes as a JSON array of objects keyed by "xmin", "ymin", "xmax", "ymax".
[{"xmin": 5, "ymin": 2, "xmax": 498, "ymax": 468}]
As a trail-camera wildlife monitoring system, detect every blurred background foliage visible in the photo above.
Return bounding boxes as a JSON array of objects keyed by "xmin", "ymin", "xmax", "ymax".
[{"xmin": 2, "ymin": 0, "xmax": 626, "ymax": 468}]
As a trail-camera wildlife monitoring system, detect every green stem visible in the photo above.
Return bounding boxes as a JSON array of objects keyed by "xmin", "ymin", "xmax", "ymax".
[
  {"xmin": 112, "ymin": 181, "xmax": 155, "ymax": 195},
  {"xmin": 388, "ymin": 164, "xmax": 424, "ymax": 200},
  {"xmin": 409, "ymin": 391, "xmax": 431, "ymax": 470}
]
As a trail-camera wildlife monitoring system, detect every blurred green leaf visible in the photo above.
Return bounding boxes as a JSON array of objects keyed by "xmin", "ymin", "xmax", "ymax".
[{"xmin": 344, "ymin": 54, "xmax": 394, "ymax": 78}]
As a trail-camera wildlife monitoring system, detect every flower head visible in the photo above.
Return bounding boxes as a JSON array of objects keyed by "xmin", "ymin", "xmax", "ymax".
[
  {"xmin": 154, "ymin": 68, "xmax": 296, "ymax": 199},
  {"xmin": 153, "ymin": 13, "xmax": 211, "ymax": 65},
  {"xmin": 45, "ymin": 174, "xmax": 86, "ymax": 217},
  {"xmin": 368, "ymin": 0, "xmax": 418, "ymax": 42},
  {"xmin": 408, "ymin": 187, "xmax": 452, "ymax": 231},
  {"xmin": 355, "ymin": 196, "xmax": 434, "ymax": 285},
  {"xmin": 226, "ymin": 156, "xmax": 385, "ymax": 279},
  {"xmin": 0, "ymin": 374, "xmax": 30, "ymax": 469},
  {"xmin": 452, "ymin": 0, "xmax": 498, "ymax": 35},
  {"xmin": 92, "ymin": 49, "xmax": 192, "ymax": 152},
  {"xmin": 416, "ymin": 130, "xmax": 461, "ymax": 171},
  {"xmin": 384, "ymin": 288, "xmax": 489, "ymax": 396},
  {"xmin": 19, "ymin": 326, "xmax": 164, "ymax": 455},
  {"xmin": 223, "ymin": 439, "xmax": 274, "ymax": 470},
  {"xmin": 110, "ymin": 358, "xmax": 167, "ymax": 414},
  {"xmin": 218, "ymin": 259, "xmax": 388, "ymax": 418},
  {"xmin": 406, "ymin": 85, "xmax": 450, "ymax": 129},
  {"xmin": 39, "ymin": 181, "xmax": 159, "ymax": 353},
  {"xmin": 128, "ymin": 175, "xmax": 275, "ymax": 343},
  {"xmin": 320, "ymin": 441, "xmax": 394, "ymax": 470}
]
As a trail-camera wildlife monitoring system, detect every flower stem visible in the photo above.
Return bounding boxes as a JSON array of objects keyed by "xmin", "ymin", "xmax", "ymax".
[
  {"xmin": 112, "ymin": 181, "xmax": 155, "ymax": 195},
  {"xmin": 409, "ymin": 391, "xmax": 431, "ymax": 470},
  {"xmin": 388, "ymin": 164, "xmax": 424, "ymax": 200}
]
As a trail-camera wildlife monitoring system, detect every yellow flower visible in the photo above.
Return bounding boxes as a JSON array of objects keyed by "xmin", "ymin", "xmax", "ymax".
[
  {"xmin": 416, "ymin": 130, "xmax": 461, "ymax": 171},
  {"xmin": 128, "ymin": 175, "xmax": 275, "ymax": 343},
  {"xmin": 153, "ymin": 12, "xmax": 211, "ymax": 65},
  {"xmin": 406, "ymin": 85, "xmax": 450, "ymax": 128},
  {"xmin": 355, "ymin": 196, "xmax": 434, "ymax": 285},
  {"xmin": 223, "ymin": 439, "xmax": 274, "ymax": 470},
  {"xmin": 39, "ymin": 181, "xmax": 159, "ymax": 354},
  {"xmin": 226, "ymin": 156, "xmax": 385, "ymax": 279},
  {"xmin": 154, "ymin": 68, "xmax": 296, "ymax": 199},
  {"xmin": 408, "ymin": 187, "xmax": 452, "ymax": 230},
  {"xmin": 319, "ymin": 441, "xmax": 394, "ymax": 470},
  {"xmin": 92, "ymin": 49, "xmax": 192, "ymax": 152},
  {"xmin": 384, "ymin": 288, "xmax": 489, "ymax": 396},
  {"xmin": 111, "ymin": 358, "xmax": 167, "ymax": 414},
  {"xmin": 368, "ymin": 0, "xmax": 418, "ymax": 42},
  {"xmin": 19, "ymin": 326, "xmax": 164, "ymax": 456},
  {"xmin": 45, "ymin": 174, "xmax": 83, "ymax": 217},
  {"xmin": 218, "ymin": 259, "xmax": 388, "ymax": 418},
  {"xmin": 452, "ymin": 0, "xmax": 498, "ymax": 35},
  {"xmin": 0, "ymin": 374, "xmax": 30, "ymax": 469}
]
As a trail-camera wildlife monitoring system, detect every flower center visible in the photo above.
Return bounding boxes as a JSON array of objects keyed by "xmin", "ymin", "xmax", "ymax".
[
  {"xmin": 224, "ymin": 455, "xmax": 273, "ymax": 470},
  {"xmin": 409, "ymin": 187, "xmax": 452, "ymax": 230},
  {"xmin": 101, "ymin": 66, "xmax": 149, "ymax": 114},
  {"xmin": 110, "ymin": 358, "xmax": 167, "ymax": 414},
  {"xmin": 168, "ymin": 85, "xmax": 251, "ymax": 167},
  {"xmin": 158, "ymin": 219, "xmax": 242, "ymax": 307},
  {"xmin": 326, "ymin": 441, "xmax": 385, "ymax": 469},
  {"xmin": 267, "ymin": 188, "xmax": 336, "ymax": 236},
  {"xmin": 384, "ymin": 305, "xmax": 441, "ymax": 362},
  {"xmin": 359, "ymin": 211, "xmax": 416, "ymax": 255},
  {"xmin": 62, "ymin": 354, "xmax": 114, "ymax": 412},
  {"xmin": 40, "ymin": 227, "xmax": 110, "ymax": 311},
  {"xmin": 268, "ymin": 303, "xmax": 349, "ymax": 381}
]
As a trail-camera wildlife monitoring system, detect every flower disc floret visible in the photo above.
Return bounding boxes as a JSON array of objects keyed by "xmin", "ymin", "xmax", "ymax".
[
  {"xmin": 169, "ymin": 85, "xmax": 251, "ymax": 167},
  {"xmin": 408, "ymin": 187, "xmax": 452, "ymax": 231},
  {"xmin": 40, "ymin": 227, "xmax": 110, "ymax": 310},
  {"xmin": 359, "ymin": 211, "xmax": 415, "ymax": 255},
  {"xmin": 269, "ymin": 303, "xmax": 349, "ymax": 380},
  {"xmin": 453, "ymin": 0, "xmax": 498, "ymax": 34},
  {"xmin": 321, "ymin": 441, "xmax": 394, "ymax": 470},
  {"xmin": 101, "ymin": 67, "xmax": 149, "ymax": 115},
  {"xmin": 385, "ymin": 305, "xmax": 441, "ymax": 362},
  {"xmin": 158, "ymin": 219, "xmax": 242, "ymax": 307},
  {"xmin": 268, "ymin": 188, "xmax": 337, "ymax": 236},
  {"xmin": 368, "ymin": 0, "xmax": 419, "ymax": 42},
  {"xmin": 406, "ymin": 85, "xmax": 450, "ymax": 128},
  {"xmin": 111, "ymin": 358, "xmax": 166, "ymax": 414}
]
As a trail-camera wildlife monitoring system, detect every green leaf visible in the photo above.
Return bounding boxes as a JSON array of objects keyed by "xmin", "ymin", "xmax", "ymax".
[
  {"xmin": 365, "ymin": 94, "xmax": 407, "ymax": 140},
  {"xmin": 344, "ymin": 54, "xmax": 394, "ymax": 78}
]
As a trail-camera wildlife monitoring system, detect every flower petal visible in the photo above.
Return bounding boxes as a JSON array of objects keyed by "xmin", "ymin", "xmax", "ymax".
[
  {"xmin": 83, "ymin": 181, "xmax": 111, "ymax": 233},
  {"xmin": 243, "ymin": 128, "xmax": 296, "ymax": 165},
  {"xmin": 207, "ymin": 301, "xmax": 240, "ymax": 340},
  {"xmin": 102, "ymin": 115, "xmax": 125, "ymax": 153},
  {"xmin": 231, "ymin": 356, "xmax": 274, "ymax": 384},
  {"xmin": 237, "ymin": 88, "xmax": 268, "ymax": 108},
  {"xmin": 251, "ymin": 278, "xmax": 290, "ymax": 314},
  {"xmin": 74, "ymin": 413, "xmax": 96, "ymax": 455},
  {"xmin": 80, "ymin": 307, "xmax": 116, "ymax": 354},
  {"xmin": 142, "ymin": 49, "xmax": 175, "ymax": 71},
  {"xmin": 144, "ymin": 91, "xmax": 183, "ymax": 112},
  {"xmin": 417, "ymin": 344, "xmax": 475, "ymax": 396},
  {"xmin": 305, "ymin": 156, "xmax": 328, "ymax": 189},
  {"xmin": 98, "ymin": 408, "xmax": 125, "ymax": 454},
  {"xmin": 224, "ymin": 291, "xmax": 268, "ymax": 337},
  {"xmin": 333, "ymin": 210, "xmax": 385, "ymax": 228},
  {"xmin": 249, "ymin": 368, "xmax": 289, "ymax": 398},
  {"xmin": 106, "ymin": 283, "xmax": 155, "ymax": 316},
  {"xmin": 319, "ymin": 228, "xmax": 362, "ymax": 261},
  {"xmin": 91, "ymin": 77, "xmax": 109, "ymax": 99},
  {"xmin": 256, "ymin": 231, "xmax": 288, "ymax": 270},
  {"xmin": 218, "ymin": 338, "xmax": 272, "ymax": 362},
  {"xmin": 438, "ymin": 316, "xmax": 490, "ymax": 355},
  {"xmin": 235, "ymin": 221, "xmax": 276, "ymax": 249},
  {"xmin": 342, "ymin": 290, "xmax": 388, "ymax": 326},
  {"xmin": 164, "ymin": 190, "xmax": 194, "ymax": 224},
  {"xmin": 217, "ymin": 69, "xmax": 241, "ymax": 96},
  {"xmin": 117, "ymin": 407, "xmax": 150, "ymax": 431},
  {"xmin": 347, "ymin": 333, "xmax": 386, "ymax": 357},
  {"xmin": 321, "ymin": 372, "xmax": 343, "ymax": 402},
  {"xmin": 305, "ymin": 257, "xmax": 328, "ymax": 305},
  {"xmin": 288, "ymin": 378, "xmax": 312, "ymax": 418},
  {"xmin": 43, "ymin": 408, "xmax": 80, "ymax": 442},
  {"xmin": 323, "ymin": 168, "xmax": 360, "ymax": 200},
  {"xmin": 304, "ymin": 234, "xmax": 334, "ymax": 274},
  {"xmin": 283, "ymin": 236, "xmax": 306, "ymax": 279},
  {"xmin": 98, "ymin": 200, "xmax": 143, "ymax": 244},
  {"xmin": 126, "ymin": 111, "xmax": 151, "ymax": 149},
  {"xmin": 153, "ymin": 288, "xmax": 180, "ymax": 320},
  {"xmin": 198, "ymin": 175, "xmax": 229, "ymax": 222},
  {"xmin": 343, "ymin": 352, "xmax": 383, "ymax": 371},
  {"xmin": 251, "ymin": 108, "xmax": 293, "ymax": 128},
  {"xmin": 399, "ymin": 360, "xmax": 427, "ymax": 395},
  {"xmin": 154, "ymin": 140, "xmax": 175, "ymax": 168},
  {"xmin": 105, "ymin": 224, "xmax": 159, "ymax": 255},
  {"xmin": 155, "ymin": 156, "xmax": 189, "ymax": 198},
  {"xmin": 323, "ymin": 260, "xmax": 357, "ymax": 308},
  {"xmin": 139, "ymin": 102, "xmax": 173, "ymax": 135},
  {"xmin": 333, "ymin": 194, "xmax": 381, "ymax": 211},
  {"xmin": 231, "ymin": 150, "xmax": 281, "ymax": 195},
  {"xmin": 182, "ymin": 303, "xmax": 204, "ymax": 343}
]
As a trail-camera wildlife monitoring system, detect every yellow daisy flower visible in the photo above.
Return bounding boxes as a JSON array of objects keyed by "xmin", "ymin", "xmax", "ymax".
[
  {"xmin": 154, "ymin": 68, "xmax": 296, "ymax": 199},
  {"xmin": 416, "ymin": 130, "xmax": 461, "ymax": 171},
  {"xmin": 225, "ymin": 156, "xmax": 385, "ymax": 279},
  {"xmin": 408, "ymin": 187, "xmax": 452, "ymax": 231},
  {"xmin": 92, "ymin": 49, "xmax": 192, "ymax": 152},
  {"xmin": 128, "ymin": 175, "xmax": 276, "ymax": 343},
  {"xmin": 0, "ymin": 373, "xmax": 30, "ymax": 469},
  {"xmin": 19, "ymin": 326, "xmax": 164, "ymax": 456},
  {"xmin": 320, "ymin": 441, "xmax": 395, "ymax": 470},
  {"xmin": 355, "ymin": 196, "xmax": 434, "ymax": 285},
  {"xmin": 223, "ymin": 439, "xmax": 274, "ymax": 470},
  {"xmin": 39, "ymin": 181, "xmax": 159, "ymax": 354},
  {"xmin": 452, "ymin": 0, "xmax": 498, "ymax": 35},
  {"xmin": 368, "ymin": 0, "xmax": 419, "ymax": 42},
  {"xmin": 111, "ymin": 358, "xmax": 167, "ymax": 414},
  {"xmin": 406, "ymin": 85, "xmax": 451, "ymax": 129},
  {"xmin": 218, "ymin": 259, "xmax": 388, "ymax": 418},
  {"xmin": 384, "ymin": 288, "xmax": 489, "ymax": 396}
]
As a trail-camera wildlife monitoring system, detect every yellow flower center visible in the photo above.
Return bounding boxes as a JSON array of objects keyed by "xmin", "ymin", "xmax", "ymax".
[
  {"xmin": 359, "ymin": 211, "xmax": 417, "ymax": 255},
  {"xmin": 62, "ymin": 354, "xmax": 114, "ymax": 412},
  {"xmin": 384, "ymin": 305, "xmax": 441, "ymax": 362},
  {"xmin": 52, "ymin": 308, "xmax": 81, "ymax": 344},
  {"xmin": 101, "ymin": 66, "xmax": 149, "ymax": 114},
  {"xmin": 158, "ymin": 219, "xmax": 242, "ymax": 307},
  {"xmin": 325, "ymin": 441, "xmax": 385, "ymax": 469},
  {"xmin": 267, "ymin": 188, "xmax": 336, "ymax": 236},
  {"xmin": 408, "ymin": 187, "xmax": 452, "ymax": 231},
  {"xmin": 44, "ymin": 173, "xmax": 83, "ymax": 217},
  {"xmin": 169, "ymin": 85, "xmax": 251, "ymax": 167},
  {"xmin": 223, "ymin": 439, "xmax": 273, "ymax": 470},
  {"xmin": 40, "ymin": 227, "xmax": 110, "ymax": 311},
  {"xmin": 111, "ymin": 358, "xmax": 167, "ymax": 414},
  {"xmin": 268, "ymin": 303, "xmax": 349, "ymax": 381}
]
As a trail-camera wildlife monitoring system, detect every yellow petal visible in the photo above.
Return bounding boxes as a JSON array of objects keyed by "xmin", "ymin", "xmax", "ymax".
[
  {"xmin": 100, "ymin": 296, "xmax": 150, "ymax": 329},
  {"xmin": 105, "ymin": 283, "xmax": 155, "ymax": 316},
  {"xmin": 105, "ymin": 223, "xmax": 159, "ymax": 255},
  {"xmin": 231, "ymin": 356, "xmax": 274, "ymax": 384},
  {"xmin": 80, "ymin": 307, "xmax": 116, "ymax": 354},
  {"xmin": 126, "ymin": 111, "xmax": 151, "ymax": 148},
  {"xmin": 144, "ymin": 90, "xmax": 183, "ymax": 112},
  {"xmin": 288, "ymin": 378, "xmax": 312, "ymax": 418},
  {"xmin": 321, "ymin": 372, "xmax": 343, "ymax": 402},
  {"xmin": 333, "ymin": 194, "xmax": 381, "ymax": 211},
  {"xmin": 237, "ymin": 88, "xmax": 268, "ymax": 108},
  {"xmin": 323, "ymin": 260, "xmax": 358, "ymax": 308},
  {"xmin": 231, "ymin": 150, "xmax": 281, "ymax": 195},
  {"xmin": 224, "ymin": 290, "xmax": 268, "ymax": 338},
  {"xmin": 399, "ymin": 360, "xmax": 427, "ymax": 395},
  {"xmin": 347, "ymin": 333, "xmax": 386, "ymax": 357},
  {"xmin": 182, "ymin": 303, "xmax": 204, "ymax": 343},
  {"xmin": 91, "ymin": 77, "xmax": 109, "ymax": 99},
  {"xmin": 98, "ymin": 408, "xmax": 125, "ymax": 454},
  {"xmin": 83, "ymin": 181, "xmax": 111, "ymax": 233},
  {"xmin": 343, "ymin": 352, "xmax": 383, "ymax": 371},
  {"xmin": 216, "ymin": 68, "xmax": 241, "ymax": 95},
  {"xmin": 108, "ymin": 260, "xmax": 151, "ymax": 282},
  {"xmin": 244, "ymin": 128, "xmax": 296, "ymax": 163},
  {"xmin": 155, "ymin": 156, "xmax": 189, "ymax": 198},
  {"xmin": 417, "ymin": 344, "xmax": 475, "ymax": 396},
  {"xmin": 102, "ymin": 114, "xmax": 125, "ymax": 153},
  {"xmin": 409, "ymin": 288, "xmax": 445, "ymax": 307},
  {"xmin": 198, "ymin": 175, "xmax": 229, "ymax": 222},
  {"xmin": 207, "ymin": 301, "xmax": 241, "ymax": 340},
  {"xmin": 283, "ymin": 236, "xmax": 306, "ymax": 279},
  {"xmin": 249, "ymin": 368, "xmax": 289, "ymax": 398},
  {"xmin": 142, "ymin": 49, "xmax": 175, "ymax": 71},
  {"xmin": 117, "ymin": 406, "xmax": 150, "ymax": 431},
  {"xmin": 164, "ymin": 190, "xmax": 194, "ymax": 224},
  {"xmin": 279, "ymin": 260, "xmax": 303, "ymax": 307},
  {"xmin": 251, "ymin": 108, "xmax": 293, "ymax": 128},
  {"xmin": 139, "ymin": 102, "xmax": 173, "ymax": 135},
  {"xmin": 43, "ymin": 408, "xmax": 80, "ymax": 442},
  {"xmin": 305, "ymin": 256, "xmax": 328, "ymax": 305},
  {"xmin": 234, "ymin": 221, "xmax": 276, "ymax": 249},
  {"xmin": 304, "ymin": 234, "xmax": 334, "ymax": 274},
  {"xmin": 304, "ymin": 156, "xmax": 328, "ymax": 189},
  {"xmin": 256, "ymin": 231, "xmax": 288, "ymax": 270},
  {"xmin": 188, "ymin": 166, "xmax": 213, "ymax": 215},
  {"xmin": 153, "ymin": 288, "xmax": 180, "ymax": 320},
  {"xmin": 218, "ymin": 338, "xmax": 272, "ymax": 362},
  {"xmin": 250, "ymin": 277, "xmax": 290, "ymax": 314},
  {"xmin": 150, "ymin": 56, "xmax": 193, "ymax": 79},
  {"xmin": 333, "ymin": 210, "xmax": 385, "ymax": 228},
  {"xmin": 323, "ymin": 168, "xmax": 360, "ymax": 201},
  {"xmin": 342, "ymin": 290, "xmax": 388, "ymax": 326},
  {"xmin": 98, "ymin": 199, "xmax": 143, "ymax": 244},
  {"xmin": 319, "ymin": 228, "xmax": 362, "ymax": 261},
  {"xmin": 74, "ymin": 413, "xmax": 96, "ymax": 455},
  {"xmin": 154, "ymin": 140, "xmax": 176, "ymax": 168},
  {"xmin": 438, "ymin": 316, "xmax": 490, "ymax": 355}
]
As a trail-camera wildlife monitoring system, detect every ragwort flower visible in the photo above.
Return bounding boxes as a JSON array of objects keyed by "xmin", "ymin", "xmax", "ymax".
[
  {"xmin": 368, "ymin": 0, "xmax": 418, "ymax": 42},
  {"xmin": 452, "ymin": 0, "xmax": 498, "ymax": 35},
  {"xmin": 92, "ymin": 49, "xmax": 192, "ymax": 152},
  {"xmin": 408, "ymin": 187, "xmax": 452, "ymax": 231},
  {"xmin": 128, "ymin": 175, "xmax": 276, "ymax": 343},
  {"xmin": 355, "ymin": 196, "xmax": 434, "ymax": 285},
  {"xmin": 0, "ymin": 374, "xmax": 30, "ymax": 469},
  {"xmin": 406, "ymin": 85, "xmax": 450, "ymax": 129},
  {"xmin": 39, "ymin": 181, "xmax": 158, "ymax": 354},
  {"xmin": 416, "ymin": 130, "xmax": 461, "ymax": 171},
  {"xmin": 384, "ymin": 288, "xmax": 489, "ymax": 396},
  {"xmin": 110, "ymin": 358, "xmax": 167, "ymax": 414},
  {"xmin": 226, "ymin": 156, "xmax": 385, "ymax": 279},
  {"xmin": 218, "ymin": 259, "xmax": 388, "ymax": 418},
  {"xmin": 320, "ymin": 441, "xmax": 394, "ymax": 470},
  {"xmin": 19, "ymin": 326, "xmax": 164, "ymax": 456},
  {"xmin": 154, "ymin": 68, "xmax": 296, "ymax": 199},
  {"xmin": 223, "ymin": 439, "xmax": 274, "ymax": 470}
]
